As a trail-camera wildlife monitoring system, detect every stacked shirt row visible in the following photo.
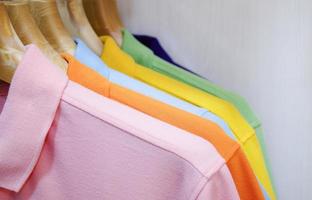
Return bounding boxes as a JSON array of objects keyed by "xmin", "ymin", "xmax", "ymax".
[{"xmin": 0, "ymin": 29, "xmax": 276, "ymax": 200}]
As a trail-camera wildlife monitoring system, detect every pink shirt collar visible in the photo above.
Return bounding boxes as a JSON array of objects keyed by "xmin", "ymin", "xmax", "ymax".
[{"xmin": 0, "ymin": 45, "xmax": 68, "ymax": 192}]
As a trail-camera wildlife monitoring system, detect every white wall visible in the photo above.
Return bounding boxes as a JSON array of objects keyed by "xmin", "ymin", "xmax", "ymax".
[{"xmin": 117, "ymin": 0, "xmax": 312, "ymax": 199}]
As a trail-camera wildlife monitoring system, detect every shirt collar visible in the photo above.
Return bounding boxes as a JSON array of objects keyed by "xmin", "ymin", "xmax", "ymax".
[
  {"xmin": 100, "ymin": 36, "xmax": 137, "ymax": 76},
  {"xmin": 62, "ymin": 53, "xmax": 110, "ymax": 97},
  {"xmin": 133, "ymin": 34, "xmax": 175, "ymax": 63},
  {"xmin": 121, "ymin": 30, "xmax": 161, "ymax": 72},
  {"xmin": 0, "ymin": 45, "xmax": 68, "ymax": 192},
  {"xmin": 73, "ymin": 38, "xmax": 110, "ymax": 79},
  {"xmin": 121, "ymin": 29, "xmax": 154, "ymax": 64}
]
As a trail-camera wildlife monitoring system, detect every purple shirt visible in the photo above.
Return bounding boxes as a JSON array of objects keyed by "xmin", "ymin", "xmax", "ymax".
[
  {"xmin": 0, "ymin": 45, "xmax": 239, "ymax": 200},
  {"xmin": 134, "ymin": 34, "xmax": 200, "ymax": 76}
]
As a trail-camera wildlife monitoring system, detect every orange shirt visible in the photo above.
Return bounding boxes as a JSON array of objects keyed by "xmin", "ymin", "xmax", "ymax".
[{"xmin": 64, "ymin": 54, "xmax": 265, "ymax": 200}]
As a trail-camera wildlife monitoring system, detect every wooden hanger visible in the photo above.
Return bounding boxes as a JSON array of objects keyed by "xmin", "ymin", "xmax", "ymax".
[
  {"xmin": 57, "ymin": 0, "xmax": 103, "ymax": 55},
  {"xmin": 0, "ymin": 3, "xmax": 25, "ymax": 83},
  {"xmin": 28, "ymin": 0, "xmax": 76, "ymax": 55},
  {"xmin": 82, "ymin": 0, "xmax": 123, "ymax": 46},
  {"xmin": 56, "ymin": 0, "xmax": 77, "ymax": 38},
  {"xmin": 4, "ymin": 1, "xmax": 68, "ymax": 72}
]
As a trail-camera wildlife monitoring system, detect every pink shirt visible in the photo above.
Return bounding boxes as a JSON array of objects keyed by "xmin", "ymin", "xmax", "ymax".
[{"xmin": 0, "ymin": 45, "xmax": 239, "ymax": 200}]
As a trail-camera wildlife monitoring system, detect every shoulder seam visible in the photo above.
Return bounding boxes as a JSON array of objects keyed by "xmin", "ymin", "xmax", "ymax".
[{"xmin": 190, "ymin": 162, "xmax": 228, "ymax": 200}]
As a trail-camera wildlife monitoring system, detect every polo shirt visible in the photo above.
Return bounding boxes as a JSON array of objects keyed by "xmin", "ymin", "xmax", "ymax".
[
  {"xmin": 73, "ymin": 38, "xmax": 236, "ymax": 140},
  {"xmin": 0, "ymin": 45, "xmax": 239, "ymax": 200},
  {"xmin": 123, "ymin": 29, "xmax": 273, "ymax": 193},
  {"xmin": 100, "ymin": 36, "xmax": 275, "ymax": 200},
  {"xmin": 65, "ymin": 54, "xmax": 266, "ymax": 200},
  {"xmin": 134, "ymin": 34, "xmax": 198, "ymax": 75}
]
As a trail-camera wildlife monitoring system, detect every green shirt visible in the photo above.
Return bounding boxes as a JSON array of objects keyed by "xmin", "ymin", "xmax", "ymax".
[{"xmin": 121, "ymin": 29, "xmax": 274, "ymax": 191}]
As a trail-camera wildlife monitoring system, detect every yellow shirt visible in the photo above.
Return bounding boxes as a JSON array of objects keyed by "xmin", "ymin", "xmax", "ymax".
[{"xmin": 100, "ymin": 36, "xmax": 275, "ymax": 200}]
